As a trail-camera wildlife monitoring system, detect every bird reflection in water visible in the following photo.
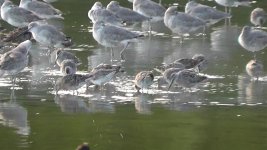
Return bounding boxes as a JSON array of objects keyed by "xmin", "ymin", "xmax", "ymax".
[
  {"xmin": 54, "ymin": 95, "xmax": 90, "ymax": 113},
  {"xmin": 237, "ymin": 74, "xmax": 267, "ymax": 105},
  {"xmin": 134, "ymin": 93, "xmax": 152, "ymax": 114},
  {"xmin": 0, "ymin": 89, "xmax": 30, "ymax": 136}
]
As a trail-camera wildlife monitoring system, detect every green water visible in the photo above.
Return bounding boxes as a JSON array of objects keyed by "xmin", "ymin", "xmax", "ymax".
[{"xmin": 1, "ymin": 0, "xmax": 267, "ymax": 150}]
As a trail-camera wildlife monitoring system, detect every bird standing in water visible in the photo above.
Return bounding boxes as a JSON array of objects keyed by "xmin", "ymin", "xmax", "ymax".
[{"xmin": 134, "ymin": 71, "xmax": 154, "ymax": 92}]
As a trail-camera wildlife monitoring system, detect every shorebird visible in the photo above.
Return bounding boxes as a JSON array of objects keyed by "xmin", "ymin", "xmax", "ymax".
[
  {"xmin": 55, "ymin": 74, "xmax": 90, "ymax": 95},
  {"xmin": 157, "ymin": 67, "xmax": 184, "ymax": 88},
  {"xmin": 214, "ymin": 0, "xmax": 251, "ymax": 13},
  {"xmin": 19, "ymin": 0, "xmax": 63, "ymax": 19},
  {"xmin": 162, "ymin": 68, "xmax": 184, "ymax": 85},
  {"xmin": 161, "ymin": 61, "xmax": 185, "ymax": 70},
  {"xmin": 0, "ymin": 40, "xmax": 32, "ymax": 83},
  {"xmin": 86, "ymin": 65, "xmax": 121, "ymax": 89},
  {"xmin": 92, "ymin": 63, "xmax": 124, "ymax": 72},
  {"xmin": 164, "ymin": 6, "xmax": 206, "ymax": 41},
  {"xmin": 88, "ymin": 1, "xmax": 123, "ymax": 26},
  {"xmin": 107, "ymin": 1, "xmax": 150, "ymax": 24},
  {"xmin": 24, "ymin": 22, "xmax": 72, "ymax": 48},
  {"xmin": 238, "ymin": 26, "xmax": 267, "ymax": 56},
  {"xmin": 185, "ymin": 1, "xmax": 231, "ymax": 25},
  {"xmin": 54, "ymin": 50, "xmax": 80, "ymax": 66},
  {"xmin": 250, "ymin": 8, "xmax": 267, "ymax": 27},
  {"xmin": 168, "ymin": 69, "xmax": 207, "ymax": 90},
  {"xmin": 134, "ymin": 71, "xmax": 154, "ymax": 92},
  {"xmin": 132, "ymin": 0, "xmax": 165, "ymax": 32},
  {"xmin": 246, "ymin": 59, "xmax": 263, "ymax": 81},
  {"xmin": 1, "ymin": 1, "xmax": 41, "ymax": 28},
  {"xmin": 59, "ymin": 60, "xmax": 77, "ymax": 75},
  {"xmin": 164, "ymin": 54, "xmax": 208, "ymax": 72},
  {"xmin": 92, "ymin": 21, "xmax": 143, "ymax": 60},
  {"xmin": 133, "ymin": 0, "xmax": 165, "ymax": 22}
]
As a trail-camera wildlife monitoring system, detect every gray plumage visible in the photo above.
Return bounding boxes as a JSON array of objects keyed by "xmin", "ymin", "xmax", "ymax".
[
  {"xmin": 19, "ymin": 0, "xmax": 63, "ymax": 19},
  {"xmin": 93, "ymin": 21, "xmax": 143, "ymax": 59},
  {"xmin": 107, "ymin": 1, "xmax": 149, "ymax": 24},
  {"xmin": 215, "ymin": 0, "xmax": 251, "ymax": 7},
  {"xmin": 0, "ymin": 40, "xmax": 32, "ymax": 77},
  {"xmin": 27, "ymin": 22, "xmax": 72, "ymax": 48},
  {"xmin": 214, "ymin": 0, "xmax": 251, "ymax": 13},
  {"xmin": 238, "ymin": 26, "xmax": 267, "ymax": 52},
  {"xmin": 133, "ymin": 0, "xmax": 166, "ymax": 22},
  {"xmin": 185, "ymin": 1, "xmax": 231, "ymax": 25},
  {"xmin": 93, "ymin": 21, "xmax": 142, "ymax": 47},
  {"xmin": 1, "ymin": 1, "xmax": 41, "ymax": 28},
  {"xmin": 55, "ymin": 50, "xmax": 80, "ymax": 66},
  {"xmin": 88, "ymin": 2, "xmax": 123, "ymax": 26},
  {"xmin": 250, "ymin": 8, "xmax": 267, "ymax": 27},
  {"xmin": 164, "ymin": 6, "xmax": 206, "ymax": 36}
]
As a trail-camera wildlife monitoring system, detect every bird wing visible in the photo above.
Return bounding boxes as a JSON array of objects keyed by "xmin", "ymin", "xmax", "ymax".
[
  {"xmin": 135, "ymin": 0, "xmax": 165, "ymax": 17},
  {"xmin": 168, "ymin": 13, "xmax": 205, "ymax": 29},
  {"xmin": 192, "ymin": 5, "xmax": 230, "ymax": 20},
  {"xmin": 116, "ymin": 7, "xmax": 148, "ymax": 22},
  {"xmin": 27, "ymin": 1, "xmax": 62, "ymax": 15},
  {"xmin": 102, "ymin": 25, "xmax": 140, "ymax": 41},
  {"xmin": 0, "ymin": 52, "xmax": 24, "ymax": 70},
  {"xmin": 8, "ymin": 8, "xmax": 41, "ymax": 22}
]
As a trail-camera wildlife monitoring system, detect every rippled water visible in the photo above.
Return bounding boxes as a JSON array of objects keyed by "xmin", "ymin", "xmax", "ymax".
[{"xmin": 1, "ymin": 0, "xmax": 267, "ymax": 150}]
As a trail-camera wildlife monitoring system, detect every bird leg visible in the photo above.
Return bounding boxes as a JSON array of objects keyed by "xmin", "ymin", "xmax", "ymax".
[
  {"xmin": 253, "ymin": 52, "xmax": 256, "ymax": 60},
  {"xmin": 11, "ymin": 76, "xmax": 16, "ymax": 87},
  {"xmin": 120, "ymin": 43, "xmax": 129, "ymax": 61},
  {"xmin": 148, "ymin": 21, "xmax": 152, "ymax": 36},
  {"xmin": 135, "ymin": 85, "xmax": 141, "ymax": 93},
  {"xmin": 179, "ymin": 36, "xmax": 184, "ymax": 44},
  {"xmin": 110, "ymin": 47, "xmax": 114, "ymax": 62}
]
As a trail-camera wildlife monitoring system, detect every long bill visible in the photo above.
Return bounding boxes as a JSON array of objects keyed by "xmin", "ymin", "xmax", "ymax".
[{"xmin": 167, "ymin": 77, "xmax": 175, "ymax": 91}]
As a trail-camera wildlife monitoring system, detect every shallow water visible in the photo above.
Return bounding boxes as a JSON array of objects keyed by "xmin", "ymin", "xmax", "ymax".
[{"xmin": 1, "ymin": 0, "xmax": 267, "ymax": 150}]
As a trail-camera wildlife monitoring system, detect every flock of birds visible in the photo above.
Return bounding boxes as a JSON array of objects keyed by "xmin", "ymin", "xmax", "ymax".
[{"xmin": 0, "ymin": 0, "xmax": 267, "ymax": 95}]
